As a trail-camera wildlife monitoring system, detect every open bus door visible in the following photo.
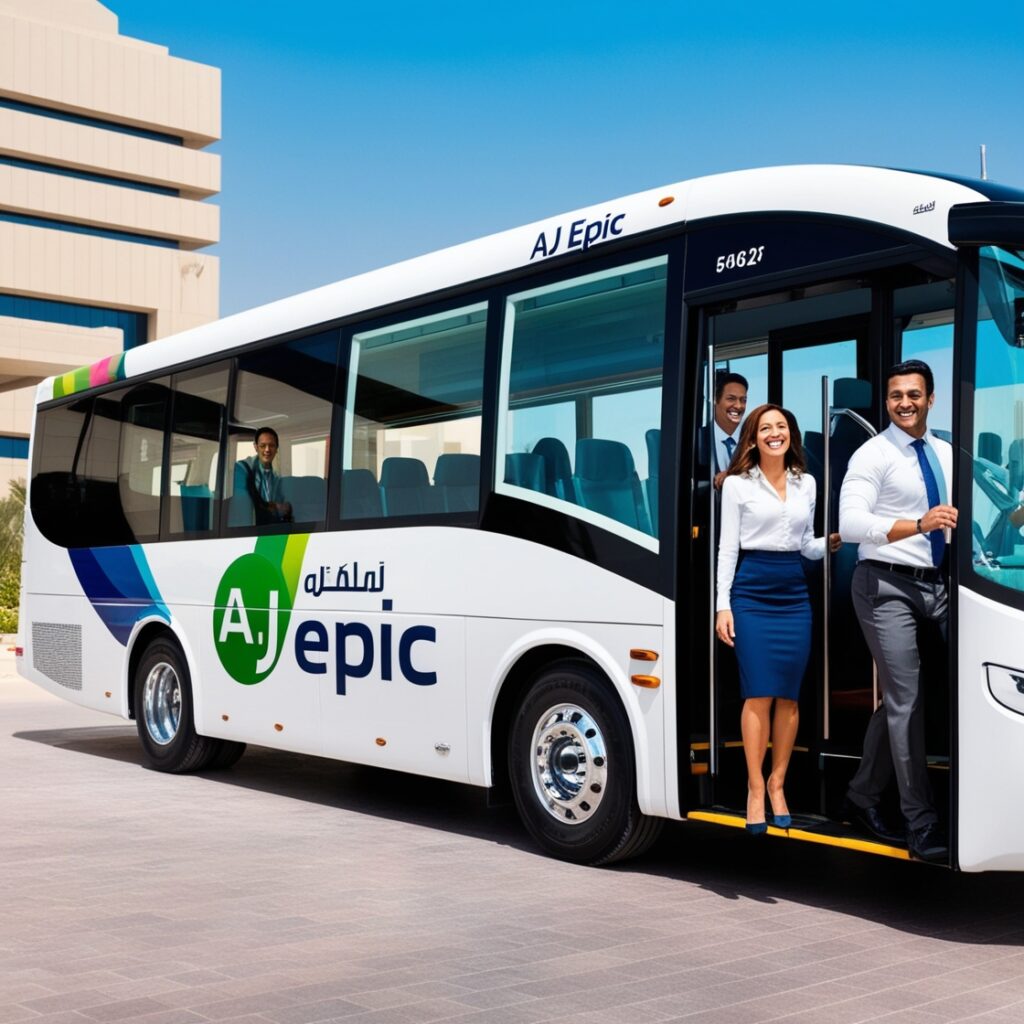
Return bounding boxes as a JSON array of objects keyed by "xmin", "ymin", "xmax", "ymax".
[{"xmin": 687, "ymin": 261, "xmax": 957, "ymax": 862}]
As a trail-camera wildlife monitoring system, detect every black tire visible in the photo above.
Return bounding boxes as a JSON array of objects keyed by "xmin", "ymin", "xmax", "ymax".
[
  {"xmin": 508, "ymin": 660, "xmax": 663, "ymax": 865},
  {"xmin": 203, "ymin": 739, "xmax": 247, "ymax": 771},
  {"xmin": 133, "ymin": 637, "xmax": 219, "ymax": 773}
]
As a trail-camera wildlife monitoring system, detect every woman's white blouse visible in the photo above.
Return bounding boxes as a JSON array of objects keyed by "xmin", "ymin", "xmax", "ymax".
[{"xmin": 716, "ymin": 468, "xmax": 826, "ymax": 612}]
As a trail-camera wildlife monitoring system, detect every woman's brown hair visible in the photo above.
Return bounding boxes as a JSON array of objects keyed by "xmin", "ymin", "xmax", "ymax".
[{"xmin": 725, "ymin": 403, "xmax": 807, "ymax": 479}]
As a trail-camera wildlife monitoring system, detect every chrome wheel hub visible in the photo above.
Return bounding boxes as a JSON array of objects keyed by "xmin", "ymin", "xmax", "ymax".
[
  {"xmin": 142, "ymin": 661, "xmax": 181, "ymax": 746},
  {"xmin": 530, "ymin": 703, "xmax": 608, "ymax": 824}
]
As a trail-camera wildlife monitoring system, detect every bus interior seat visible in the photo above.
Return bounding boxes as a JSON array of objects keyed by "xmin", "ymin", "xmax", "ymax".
[
  {"xmin": 1009, "ymin": 438, "xmax": 1024, "ymax": 493},
  {"xmin": 227, "ymin": 462, "xmax": 255, "ymax": 527},
  {"xmin": 978, "ymin": 432, "xmax": 1003, "ymax": 466},
  {"xmin": 341, "ymin": 468, "xmax": 383, "ymax": 519},
  {"xmin": 380, "ymin": 457, "xmax": 435, "ymax": 516},
  {"xmin": 831, "ymin": 377, "xmax": 872, "ymax": 487},
  {"xmin": 532, "ymin": 437, "xmax": 575, "ymax": 502},
  {"xmin": 178, "ymin": 483, "xmax": 213, "ymax": 532},
  {"xmin": 504, "ymin": 452, "xmax": 545, "ymax": 492},
  {"xmin": 645, "ymin": 428, "xmax": 660, "ymax": 535},
  {"xmin": 572, "ymin": 438, "xmax": 652, "ymax": 534},
  {"xmin": 433, "ymin": 453, "xmax": 479, "ymax": 513},
  {"xmin": 279, "ymin": 475, "xmax": 325, "ymax": 522}
]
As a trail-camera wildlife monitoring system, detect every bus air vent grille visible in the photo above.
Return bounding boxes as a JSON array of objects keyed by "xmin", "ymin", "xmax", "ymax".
[{"xmin": 31, "ymin": 623, "xmax": 83, "ymax": 692}]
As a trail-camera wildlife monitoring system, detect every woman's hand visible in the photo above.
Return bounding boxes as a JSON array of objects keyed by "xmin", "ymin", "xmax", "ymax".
[
  {"xmin": 715, "ymin": 610, "xmax": 735, "ymax": 647},
  {"xmin": 829, "ymin": 532, "xmax": 842, "ymax": 553}
]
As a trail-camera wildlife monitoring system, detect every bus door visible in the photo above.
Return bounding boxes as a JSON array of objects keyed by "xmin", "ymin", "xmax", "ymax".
[{"xmin": 697, "ymin": 287, "xmax": 880, "ymax": 818}]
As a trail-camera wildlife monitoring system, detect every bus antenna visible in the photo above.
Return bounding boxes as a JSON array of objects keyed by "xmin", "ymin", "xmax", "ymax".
[{"xmin": 980, "ymin": 143, "xmax": 988, "ymax": 180}]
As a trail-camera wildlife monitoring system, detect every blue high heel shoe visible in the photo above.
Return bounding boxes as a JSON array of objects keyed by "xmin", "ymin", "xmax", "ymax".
[
  {"xmin": 767, "ymin": 786, "xmax": 792, "ymax": 829},
  {"xmin": 745, "ymin": 821, "xmax": 768, "ymax": 835}
]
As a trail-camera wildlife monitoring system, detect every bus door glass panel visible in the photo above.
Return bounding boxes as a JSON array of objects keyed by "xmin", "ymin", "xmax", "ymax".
[
  {"xmin": 778, "ymin": 334, "xmax": 870, "ymax": 748},
  {"xmin": 696, "ymin": 286, "xmax": 870, "ymax": 801},
  {"xmin": 496, "ymin": 256, "xmax": 667, "ymax": 544},
  {"xmin": 227, "ymin": 331, "xmax": 339, "ymax": 529},
  {"xmin": 341, "ymin": 304, "xmax": 487, "ymax": 520},
  {"xmin": 896, "ymin": 279, "xmax": 956, "ymax": 439},
  {"xmin": 166, "ymin": 364, "xmax": 228, "ymax": 537},
  {"xmin": 118, "ymin": 379, "xmax": 170, "ymax": 544},
  {"xmin": 971, "ymin": 248, "xmax": 1024, "ymax": 588}
]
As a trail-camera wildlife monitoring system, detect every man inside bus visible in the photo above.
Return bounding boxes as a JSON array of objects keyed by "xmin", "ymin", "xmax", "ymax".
[
  {"xmin": 230, "ymin": 426, "xmax": 293, "ymax": 526},
  {"xmin": 699, "ymin": 370, "xmax": 748, "ymax": 488},
  {"xmin": 838, "ymin": 359, "xmax": 956, "ymax": 863}
]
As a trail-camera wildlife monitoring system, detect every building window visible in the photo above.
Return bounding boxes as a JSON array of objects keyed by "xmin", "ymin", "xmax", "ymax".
[
  {"xmin": 0, "ymin": 97, "xmax": 184, "ymax": 146},
  {"xmin": 0, "ymin": 436, "xmax": 28, "ymax": 459},
  {"xmin": 0, "ymin": 293, "xmax": 148, "ymax": 349},
  {"xmin": 0, "ymin": 212, "xmax": 179, "ymax": 250},
  {"xmin": 0, "ymin": 156, "xmax": 179, "ymax": 197}
]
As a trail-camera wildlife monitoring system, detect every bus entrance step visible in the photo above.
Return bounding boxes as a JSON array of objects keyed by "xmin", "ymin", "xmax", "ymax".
[{"xmin": 686, "ymin": 808, "xmax": 911, "ymax": 860}]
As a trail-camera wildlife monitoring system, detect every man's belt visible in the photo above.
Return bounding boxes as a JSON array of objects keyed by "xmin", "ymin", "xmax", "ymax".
[{"xmin": 861, "ymin": 559, "xmax": 943, "ymax": 583}]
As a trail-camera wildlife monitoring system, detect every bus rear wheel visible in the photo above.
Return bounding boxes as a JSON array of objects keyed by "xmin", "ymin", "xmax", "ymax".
[
  {"xmin": 509, "ymin": 661, "xmax": 662, "ymax": 865},
  {"xmin": 133, "ymin": 637, "xmax": 244, "ymax": 773}
]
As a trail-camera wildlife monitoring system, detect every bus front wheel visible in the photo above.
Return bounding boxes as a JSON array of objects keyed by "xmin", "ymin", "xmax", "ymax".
[
  {"xmin": 133, "ymin": 637, "xmax": 244, "ymax": 773},
  {"xmin": 508, "ymin": 661, "xmax": 662, "ymax": 865}
]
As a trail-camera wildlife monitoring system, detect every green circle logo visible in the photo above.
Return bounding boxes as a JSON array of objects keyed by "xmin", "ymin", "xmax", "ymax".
[{"xmin": 213, "ymin": 553, "xmax": 294, "ymax": 684}]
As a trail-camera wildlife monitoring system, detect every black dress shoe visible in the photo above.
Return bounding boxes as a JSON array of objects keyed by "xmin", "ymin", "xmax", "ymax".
[
  {"xmin": 843, "ymin": 799, "xmax": 904, "ymax": 845},
  {"xmin": 906, "ymin": 822, "xmax": 948, "ymax": 864}
]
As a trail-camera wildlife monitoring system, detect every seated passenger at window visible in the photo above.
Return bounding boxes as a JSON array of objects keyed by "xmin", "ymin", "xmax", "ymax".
[{"xmin": 232, "ymin": 427, "xmax": 292, "ymax": 525}]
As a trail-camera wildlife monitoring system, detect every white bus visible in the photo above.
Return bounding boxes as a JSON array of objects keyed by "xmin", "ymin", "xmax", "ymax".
[{"xmin": 18, "ymin": 165, "xmax": 1024, "ymax": 871}]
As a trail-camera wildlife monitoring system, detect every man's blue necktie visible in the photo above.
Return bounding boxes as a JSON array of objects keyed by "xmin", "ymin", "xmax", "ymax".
[
  {"xmin": 911, "ymin": 438, "xmax": 945, "ymax": 566},
  {"xmin": 723, "ymin": 435, "xmax": 736, "ymax": 465}
]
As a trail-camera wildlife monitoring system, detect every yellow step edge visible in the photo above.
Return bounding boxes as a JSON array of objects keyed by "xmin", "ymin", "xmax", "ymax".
[{"xmin": 686, "ymin": 810, "xmax": 911, "ymax": 860}]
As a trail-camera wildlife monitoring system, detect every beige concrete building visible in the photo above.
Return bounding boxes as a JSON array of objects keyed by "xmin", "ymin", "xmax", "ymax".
[{"xmin": 0, "ymin": 0, "xmax": 220, "ymax": 494}]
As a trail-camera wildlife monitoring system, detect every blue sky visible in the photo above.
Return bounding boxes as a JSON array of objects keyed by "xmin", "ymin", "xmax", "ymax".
[{"xmin": 108, "ymin": 1, "xmax": 1024, "ymax": 317}]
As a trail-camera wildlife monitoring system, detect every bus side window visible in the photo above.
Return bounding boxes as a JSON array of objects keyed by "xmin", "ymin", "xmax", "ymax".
[
  {"xmin": 340, "ymin": 303, "xmax": 487, "ymax": 521},
  {"xmin": 498, "ymin": 256, "xmax": 667, "ymax": 541},
  {"xmin": 166, "ymin": 364, "xmax": 229, "ymax": 537},
  {"xmin": 227, "ymin": 331, "xmax": 339, "ymax": 531},
  {"xmin": 118, "ymin": 380, "xmax": 171, "ymax": 543}
]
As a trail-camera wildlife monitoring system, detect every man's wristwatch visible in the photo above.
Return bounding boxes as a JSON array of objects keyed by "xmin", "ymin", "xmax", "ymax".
[{"xmin": 916, "ymin": 518, "xmax": 923, "ymax": 534}]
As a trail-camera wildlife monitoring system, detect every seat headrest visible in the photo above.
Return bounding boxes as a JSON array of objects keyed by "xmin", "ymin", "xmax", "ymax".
[
  {"xmin": 575, "ymin": 438, "xmax": 636, "ymax": 481},
  {"xmin": 380, "ymin": 457, "xmax": 429, "ymax": 488},
  {"xmin": 343, "ymin": 468, "xmax": 379, "ymax": 496},
  {"xmin": 833, "ymin": 378, "xmax": 871, "ymax": 411},
  {"xmin": 532, "ymin": 437, "xmax": 573, "ymax": 475},
  {"xmin": 434, "ymin": 453, "xmax": 479, "ymax": 485}
]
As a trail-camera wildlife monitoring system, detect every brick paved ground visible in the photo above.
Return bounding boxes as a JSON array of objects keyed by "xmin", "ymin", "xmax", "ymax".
[{"xmin": 5, "ymin": 652, "xmax": 1024, "ymax": 1024}]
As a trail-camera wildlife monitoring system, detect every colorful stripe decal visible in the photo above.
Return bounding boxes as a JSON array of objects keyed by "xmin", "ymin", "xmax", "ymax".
[
  {"xmin": 69, "ymin": 545, "xmax": 170, "ymax": 645},
  {"xmin": 53, "ymin": 351, "xmax": 126, "ymax": 399},
  {"xmin": 255, "ymin": 533, "xmax": 310, "ymax": 602}
]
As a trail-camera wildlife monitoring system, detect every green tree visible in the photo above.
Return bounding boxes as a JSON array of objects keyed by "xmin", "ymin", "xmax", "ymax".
[{"xmin": 0, "ymin": 480, "xmax": 25, "ymax": 634}]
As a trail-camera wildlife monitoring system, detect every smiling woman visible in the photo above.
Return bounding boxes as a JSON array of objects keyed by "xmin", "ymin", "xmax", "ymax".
[{"xmin": 716, "ymin": 403, "xmax": 835, "ymax": 832}]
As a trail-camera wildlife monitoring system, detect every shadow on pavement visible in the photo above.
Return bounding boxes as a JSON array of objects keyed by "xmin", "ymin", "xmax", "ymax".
[{"xmin": 15, "ymin": 723, "xmax": 1024, "ymax": 945}]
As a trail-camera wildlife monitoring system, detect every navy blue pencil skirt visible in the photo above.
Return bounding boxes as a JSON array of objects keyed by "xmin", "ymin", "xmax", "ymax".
[{"xmin": 731, "ymin": 550, "xmax": 811, "ymax": 701}]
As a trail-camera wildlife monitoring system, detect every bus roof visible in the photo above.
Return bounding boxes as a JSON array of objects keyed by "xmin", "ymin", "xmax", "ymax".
[{"xmin": 41, "ymin": 164, "xmax": 1017, "ymax": 404}]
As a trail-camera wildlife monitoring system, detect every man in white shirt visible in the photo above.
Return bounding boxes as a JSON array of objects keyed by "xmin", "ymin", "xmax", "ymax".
[{"xmin": 839, "ymin": 359, "xmax": 957, "ymax": 863}]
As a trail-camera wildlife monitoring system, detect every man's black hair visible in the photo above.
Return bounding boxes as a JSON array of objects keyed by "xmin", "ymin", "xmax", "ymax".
[
  {"xmin": 887, "ymin": 359, "xmax": 934, "ymax": 397},
  {"xmin": 253, "ymin": 426, "xmax": 280, "ymax": 446},
  {"xmin": 714, "ymin": 370, "xmax": 749, "ymax": 402}
]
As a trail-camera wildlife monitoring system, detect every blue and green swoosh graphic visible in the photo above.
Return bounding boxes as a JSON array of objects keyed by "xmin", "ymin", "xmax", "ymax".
[{"xmin": 69, "ymin": 546, "xmax": 170, "ymax": 645}]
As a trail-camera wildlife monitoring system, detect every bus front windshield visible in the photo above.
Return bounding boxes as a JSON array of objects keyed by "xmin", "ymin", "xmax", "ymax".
[{"xmin": 970, "ymin": 246, "xmax": 1024, "ymax": 592}]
